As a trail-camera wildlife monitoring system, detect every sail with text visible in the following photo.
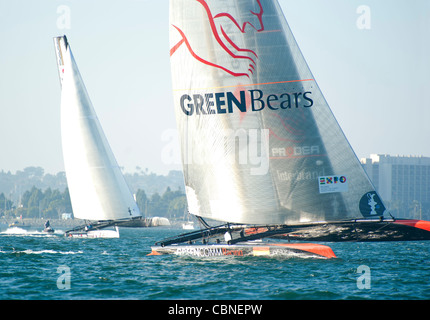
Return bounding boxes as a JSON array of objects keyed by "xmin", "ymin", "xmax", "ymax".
[
  {"xmin": 54, "ymin": 35, "xmax": 143, "ymax": 237},
  {"xmin": 169, "ymin": 0, "xmax": 385, "ymax": 226}
]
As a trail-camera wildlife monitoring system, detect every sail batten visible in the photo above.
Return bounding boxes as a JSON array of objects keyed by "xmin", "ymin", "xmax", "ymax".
[
  {"xmin": 170, "ymin": 0, "xmax": 387, "ymax": 225},
  {"xmin": 54, "ymin": 35, "xmax": 141, "ymax": 222}
]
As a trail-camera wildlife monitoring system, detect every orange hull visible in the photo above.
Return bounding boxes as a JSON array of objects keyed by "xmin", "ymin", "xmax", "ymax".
[{"xmin": 148, "ymin": 243, "xmax": 336, "ymax": 259}]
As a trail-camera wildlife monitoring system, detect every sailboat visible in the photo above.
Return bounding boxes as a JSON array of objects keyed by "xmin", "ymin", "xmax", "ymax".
[
  {"xmin": 54, "ymin": 35, "xmax": 147, "ymax": 238},
  {"xmin": 149, "ymin": 0, "xmax": 430, "ymax": 257}
]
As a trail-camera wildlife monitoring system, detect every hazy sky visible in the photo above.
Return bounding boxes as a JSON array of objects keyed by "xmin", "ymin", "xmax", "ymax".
[{"xmin": 0, "ymin": 0, "xmax": 429, "ymax": 175}]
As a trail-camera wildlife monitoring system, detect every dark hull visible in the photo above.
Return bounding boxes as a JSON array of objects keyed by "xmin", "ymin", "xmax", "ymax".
[
  {"xmin": 115, "ymin": 217, "xmax": 153, "ymax": 227},
  {"xmin": 271, "ymin": 219, "xmax": 430, "ymax": 242},
  {"xmin": 148, "ymin": 243, "xmax": 336, "ymax": 259}
]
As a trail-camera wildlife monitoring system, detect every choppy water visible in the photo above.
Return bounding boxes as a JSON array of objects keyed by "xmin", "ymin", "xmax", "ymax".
[{"xmin": 0, "ymin": 226, "xmax": 429, "ymax": 300}]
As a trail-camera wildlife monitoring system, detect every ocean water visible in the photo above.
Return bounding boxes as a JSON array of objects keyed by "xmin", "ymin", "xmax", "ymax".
[{"xmin": 1, "ymin": 226, "xmax": 429, "ymax": 301}]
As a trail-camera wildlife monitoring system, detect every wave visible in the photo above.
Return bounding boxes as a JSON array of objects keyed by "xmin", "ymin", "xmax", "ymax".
[
  {"xmin": 0, "ymin": 248, "xmax": 83, "ymax": 255},
  {"xmin": 18, "ymin": 249, "xmax": 83, "ymax": 255},
  {"xmin": 1, "ymin": 227, "xmax": 64, "ymax": 236},
  {"xmin": 2, "ymin": 227, "xmax": 30, "ymax": 234}
]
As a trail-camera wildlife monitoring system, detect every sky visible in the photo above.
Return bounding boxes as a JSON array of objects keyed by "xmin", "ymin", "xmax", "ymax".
[{"xmin": 0, "ymin": 0, "xmax": 429, "ymax": 175}]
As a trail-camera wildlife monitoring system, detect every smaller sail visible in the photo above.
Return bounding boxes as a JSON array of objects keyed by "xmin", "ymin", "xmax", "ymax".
[{"xmin": 54, "ymin": 35, "xmax": 141, "ymax": 221}]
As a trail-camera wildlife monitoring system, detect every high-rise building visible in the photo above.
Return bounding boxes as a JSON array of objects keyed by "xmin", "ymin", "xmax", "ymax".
[{"xmin": 361, "ymin": 154, "xmax": 430, "ymax": 220}]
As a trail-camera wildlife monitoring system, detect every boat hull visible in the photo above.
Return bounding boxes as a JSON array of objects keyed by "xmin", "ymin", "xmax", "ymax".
[
  {"xmin": 65, "ymin": 227, "xmax": 120, "ymax": 238},
  {"xmin": 148, "ymin": 243, "xmax": 336, "ymax": 259},
  {"xmin": 270, "ymin": 219, "xmax": 430, "ymax": 242}
]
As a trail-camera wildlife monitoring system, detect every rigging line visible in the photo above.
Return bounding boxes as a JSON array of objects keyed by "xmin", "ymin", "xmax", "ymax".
[{"xmin": 197, "ymin": 216, "xmax": 211, "ymax": 229}]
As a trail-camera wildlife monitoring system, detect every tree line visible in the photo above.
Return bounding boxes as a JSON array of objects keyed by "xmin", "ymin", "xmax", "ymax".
[
  {"xmin": 0, "ymin": 167, "xmax": 185, "ymax": 198},
  {"xmin": 0, "ymin": 187, "xmax": 72, "ymax": 219},
  {"xmin": 135, "ymin": 187, "xmax": 187, "ymax": 220},
  {"xmin": 0, "ymin": 186, "xmax": 187, "ymax": 221}
]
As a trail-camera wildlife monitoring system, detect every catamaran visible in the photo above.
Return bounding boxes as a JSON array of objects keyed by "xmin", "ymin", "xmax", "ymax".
[
  {"xmin": 149, "ymin": 0, "xmax": 430, "ymax": 258},
  {"xmin": 54, "ymin": 35, "xmax": 148, "ymax": 238}
]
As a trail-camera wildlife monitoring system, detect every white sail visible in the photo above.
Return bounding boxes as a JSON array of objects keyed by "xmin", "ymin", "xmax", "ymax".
[
  {"xmin": 54, "ymin": 36, "xmax": 141, "ymax": 221},
  {"xmin": 169, "ymin": 0, "xmax": 386, "ymax": 225}
]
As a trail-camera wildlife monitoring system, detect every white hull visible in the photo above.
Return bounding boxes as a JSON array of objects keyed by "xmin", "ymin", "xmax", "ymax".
[
  {"xmin": 182, "ymin": 222, "xmax": 195, "ymax": 230},
  {"xmin": 66, "ymin": 226, "xmax": 119, "ymax": 238}
]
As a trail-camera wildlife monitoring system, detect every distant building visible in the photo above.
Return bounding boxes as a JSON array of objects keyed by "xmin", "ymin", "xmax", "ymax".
[
  {"xmin": 361, "ymin": 154, "xmax": 430, "ymax": 220},
  {"xmin": 62, "ymin": 212, "xmax": 72, "ymax": 220}
]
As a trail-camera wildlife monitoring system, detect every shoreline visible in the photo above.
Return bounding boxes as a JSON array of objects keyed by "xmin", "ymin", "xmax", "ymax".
[
  {"xmin": 1, "ymin": 218, "xmax": 82, "ymax": 230},
  {"xmin": 1, "ymin": 217, "xmax": 181, "ymax": 230}
]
